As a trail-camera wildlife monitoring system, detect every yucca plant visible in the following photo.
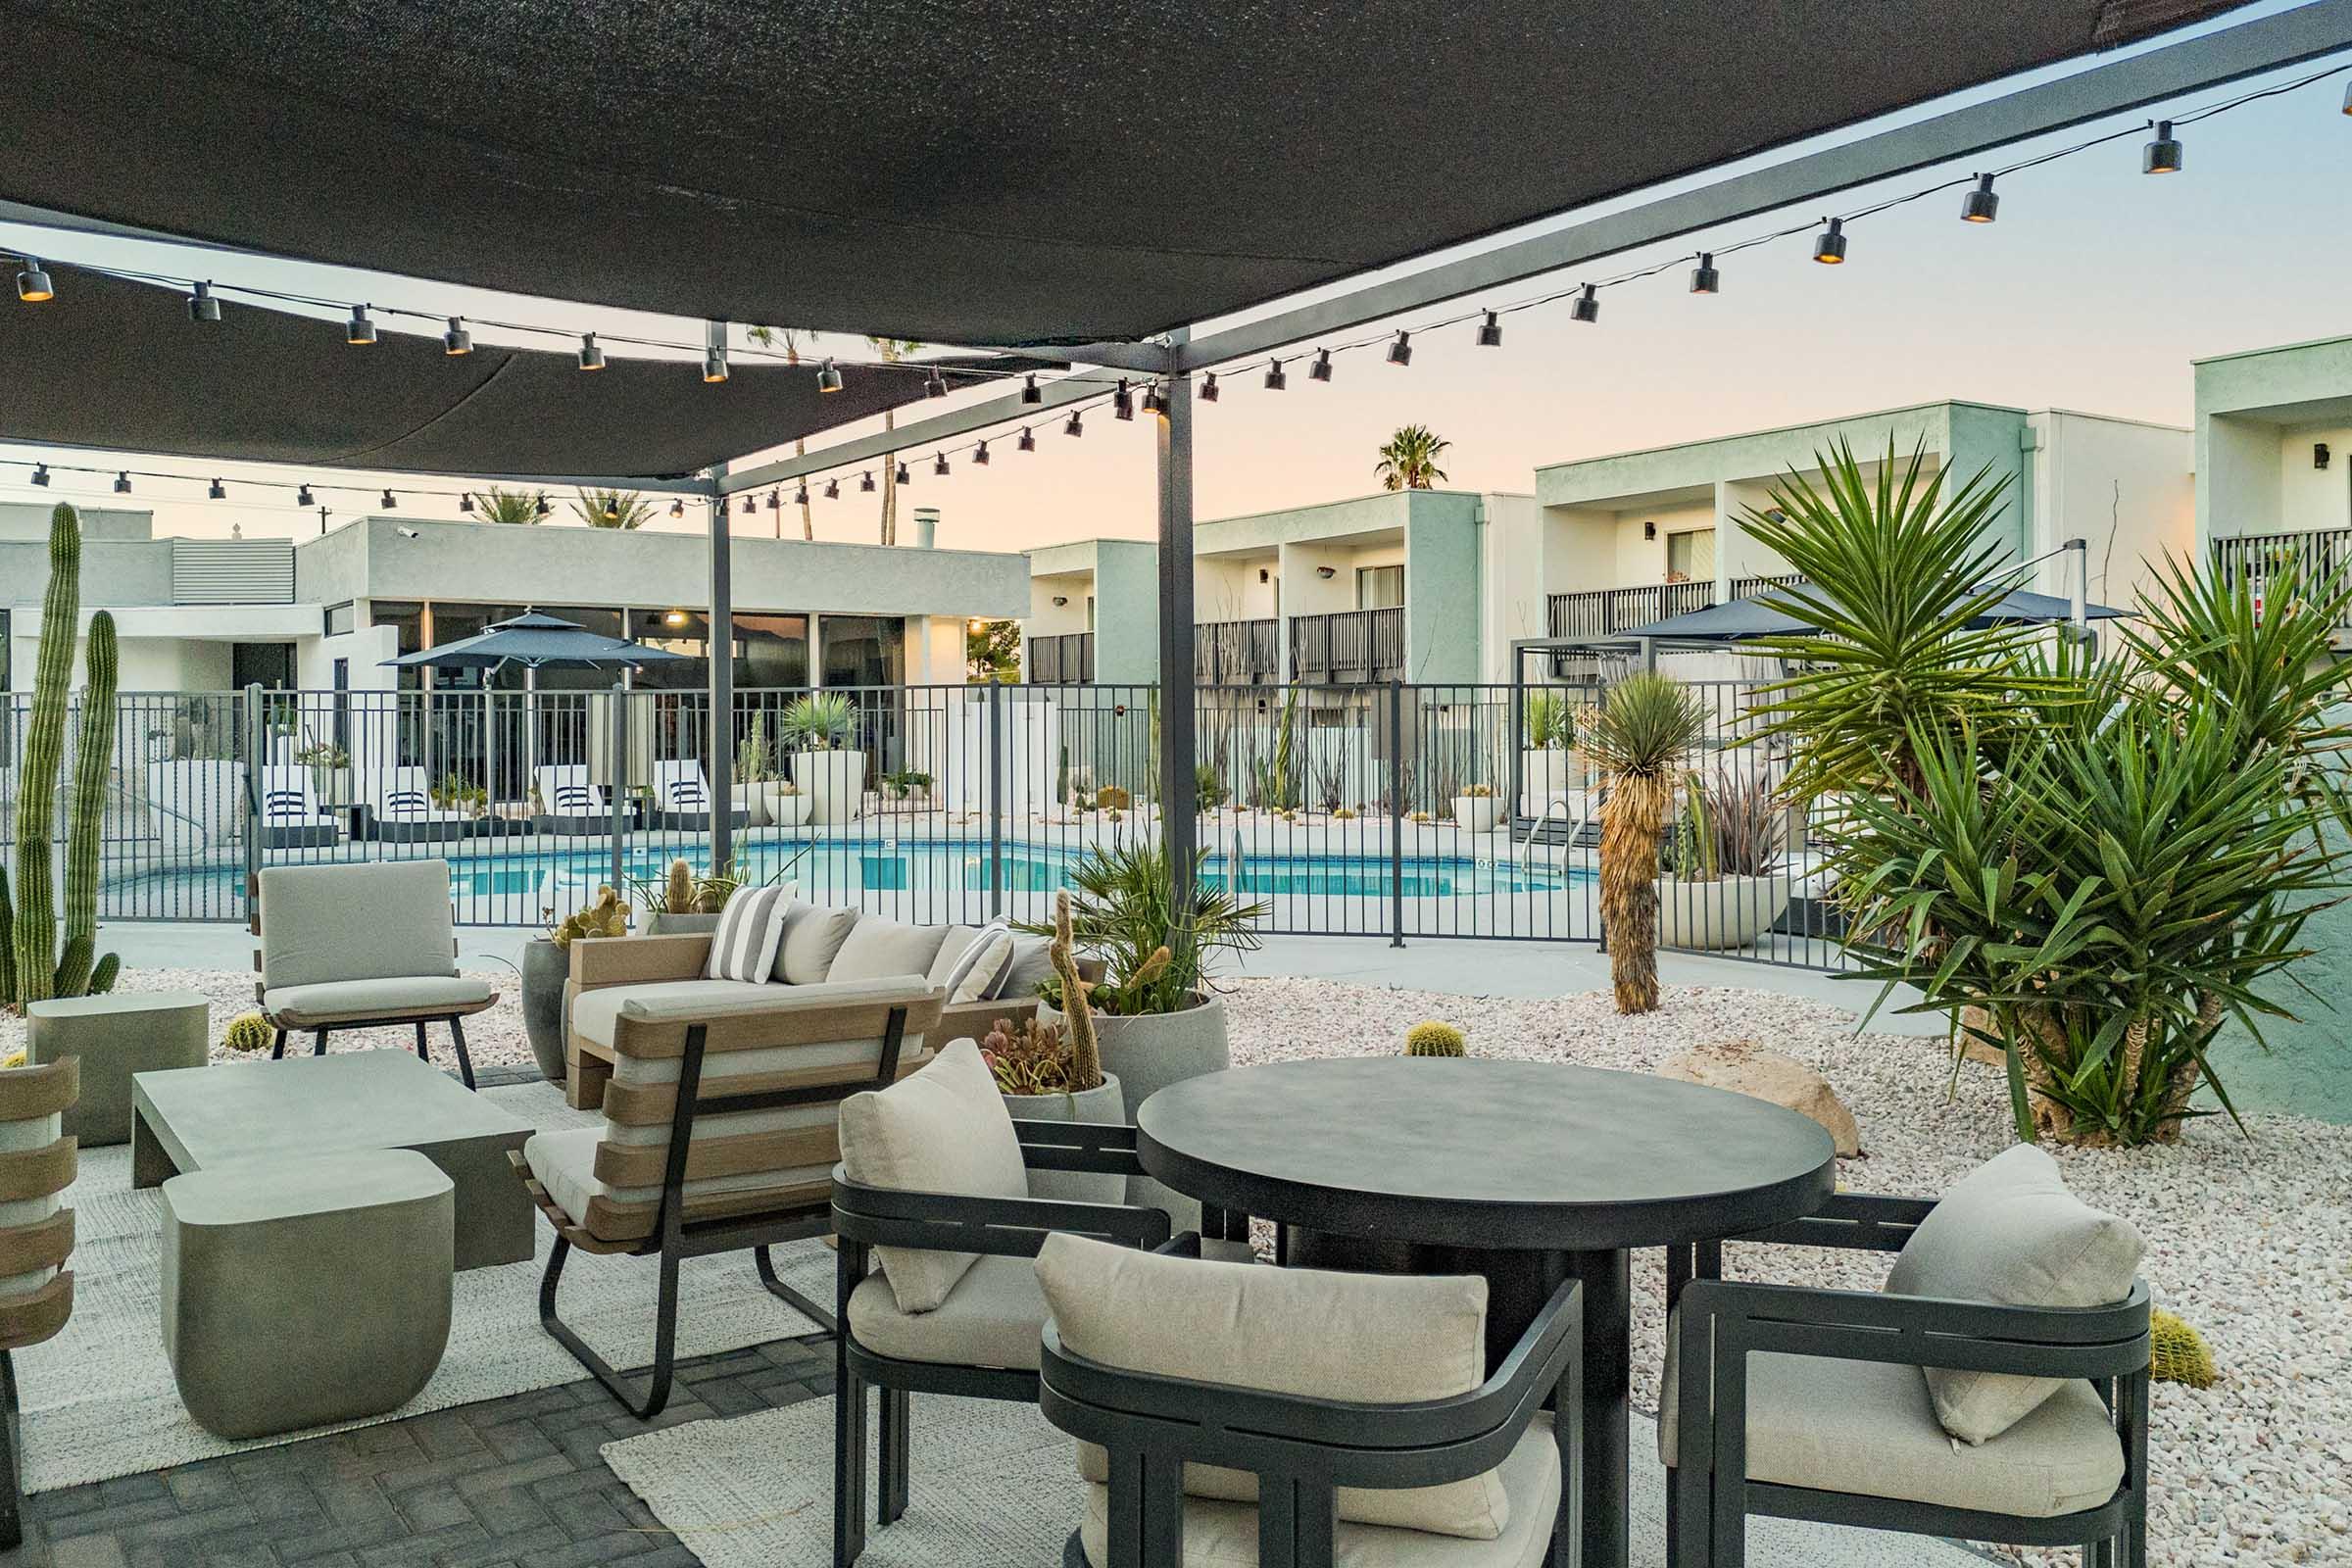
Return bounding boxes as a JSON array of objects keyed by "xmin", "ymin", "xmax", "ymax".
[
  {"xmin": 1016, "ymin": 842, "xmax": 1267, "ymax": 1015},
  {"xmin": 1584, "ymin": 672, "xmax": 1710, "ymax": 1013}
]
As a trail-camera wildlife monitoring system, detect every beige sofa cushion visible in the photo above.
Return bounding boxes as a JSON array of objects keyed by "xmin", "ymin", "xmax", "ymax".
[
  {"xmin": 1886, "ymin": 1145, "xmax": 2142, "ymax": 1444},
  {"xmin": 1037, "ymin": 1234, "xmax": 1507, "ymax": 1541},
  {"xmin": 258, "ymin": 859, "xmax": 457, "ymax": 989},
  {"xmin": 773, "ymin": 901, "xmax": 859, "ymax": 984},
  {"xmin": 1659, "ymin": 1315, "xmax": 2126, "ymax": 1518},
  {"xmin": 264, "ymin": 974, "xmax": 493, "ymax": 1026},
  {"xmin": 839, "ymin": 1041, "xmax": 1030, "ymax": 1313},
  {"xmin": 829, "ymin": 915, "xmax": 952, "ymax": 985},
  {"xmin": 847, "ymin": 1253, "xmax": 1047, "ymax": 1371},
  {"xmin": 930, "ymin": 922, "xmax": 1015, "ymax": 1004}
]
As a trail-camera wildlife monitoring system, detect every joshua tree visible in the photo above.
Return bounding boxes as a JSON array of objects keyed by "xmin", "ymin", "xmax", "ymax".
[
  {"xmin": 867, "ymin": 338, "xmax": 921, "ymax": 544},
  {"xmin": 1375, "ymin": 424, "xmax": 1451, "ymax": 491},
  {"xmin": 1582, "ymin": 672, "xmax": 1708, "ymax": 1014},
  {"xmin": 472, "ymin": 487, "xmax": 541, "ymax": 525},
  {"xmin": 571, "ymin": 488, "xmax": 657, "ymax": 530},
  {"xmin": 749, "ymin": 325, "xmax": 816, "ymax": 540}
]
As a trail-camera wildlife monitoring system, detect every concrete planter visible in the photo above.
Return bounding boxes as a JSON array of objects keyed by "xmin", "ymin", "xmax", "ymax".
[
  {"xmin": 1040, "ymin": 992, "xmax": 1228, "ymax": 1227},
  {"xmin": 519, "ymin": 939, "xmax": 570, "ymax": 1083},
  {"xmin": 792, "ymin": 749, "xmax": 863, "ymax": 825},
  {"xmin": 769, "ymin": 787, "xmax": 813, "ymax": 827},
  {"xmin": 1520, "ymin": 749, "xmax": 1582, "ymax": 812},
  {"xmin": 1000, "ymin": 1073, "xmax": 1126, "ymax": 1205},
  {"xmin": 728, "ymin": 783, "xmax": 773, "ymax": 827},
  {"xmin": 1654, "ymin": 873, "xmax": 1795, "ymax": 951},
  {"xmin": 1453, "ymin": 794, "xmax": 1501, "ymax": 833},
  {"xmin": 643, "ymin": 911, "xmax": 723, "ymax": 936}
]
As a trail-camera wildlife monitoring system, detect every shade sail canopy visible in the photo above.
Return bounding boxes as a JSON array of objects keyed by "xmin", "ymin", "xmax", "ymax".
[
  {"xmin": 0, "ymin": 0, "xmax": 2245, "ymax": 347},
  {"xmin": 1618, "ymin": 585, "xmax": 2134, "ymax": 641},
  {"xmin": 383, "ymin": 612, "xmax": 691, "ymax": 672},
  {"xmin": 0, "ymin": 269, "xmax": 1024, "ymax": 481}
]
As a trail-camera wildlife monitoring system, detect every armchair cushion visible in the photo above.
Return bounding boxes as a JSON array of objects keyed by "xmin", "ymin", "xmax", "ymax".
[
  {"xmin": 265, "ymin": 974, "xmax": 493, "ymax": 1026},
  {"xmin": 773, "ymin": 901, "xmax": 859, "ymax": 984},
  {"xmin": 1037, "ymin": 1234, "xmax": 1508, "ymax": 1541},
  {"xmin": 839, "ymin": 1040, "xmax": 1030, "ymax": 1313},
  {"xmin": 569, "ymin": 980, "xmax": 778, "ymax": 1049},
  {"xmin": 257, "ymin": 859, "xmax": 456, "ymax": 989},
  {"xmin": 1886, "ymin": 1146, "xmax": 2143, "ymax": 1444},
  {"xmin": 523, "ymin": 1124, "xmax": 832, "ymax": 1235},
  {"xmin": 828, "ymin": 915, "xmax": 952, "ymax": 985},
  {"xmin": 847, "ymin": 1252, "xmax": 1046, "ymax": 1371},
  {"xmin": 1659, "ymin": 1320, "xmax": 2127, "ymax": 1519}
]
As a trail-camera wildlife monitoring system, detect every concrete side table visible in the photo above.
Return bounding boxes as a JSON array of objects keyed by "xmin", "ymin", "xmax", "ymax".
[
  {"xmin": 25, "ymin": 990, "xmax": 210, "ymax": 1147},
  {"xmin": 162, "ymin": 1151, "xmax": 455, "ymax": 1440}
]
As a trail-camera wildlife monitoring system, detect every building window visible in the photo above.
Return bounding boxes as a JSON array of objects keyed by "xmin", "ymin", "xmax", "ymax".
[
  {"xmin": 1665, "ymin": 528, "xmax": 1716, "ymax": 583},
  {"xmin": 1356, "ymin": 564, "xmax": 1404, "ymax": 611},
  {"xmin": 323, "ymin": 602, "xmax": 356, "ymax": 637}
]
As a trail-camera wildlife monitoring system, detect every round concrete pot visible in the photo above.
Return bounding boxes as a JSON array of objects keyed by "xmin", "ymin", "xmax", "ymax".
[
  {"xmin": 1000, "ymin": 1073, "xmax": 1126, "ymax": 1204},
  {"xmin": 792, "ymin": 749, "xmax": 864, "ymax": 825},
  {"xmin": 519, "ymin": 939, "xmax": 569, "ymax": 1083},
  {"xmin": 1453, "ymin": 794, "xmax": 1501, "ymax": 833},
  {"xmin": 1040, "ymin": 992, "xmax": 1229, "ymax": 1228},
  {"xmin": 1653, "ymin": 873, "xmax": 1794, "ymax": 951}
]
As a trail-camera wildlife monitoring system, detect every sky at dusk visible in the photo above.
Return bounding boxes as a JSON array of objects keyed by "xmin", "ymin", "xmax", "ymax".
[{"xmin": 5, "ymin": 2, "xmax": 2350, "ymax": 562}]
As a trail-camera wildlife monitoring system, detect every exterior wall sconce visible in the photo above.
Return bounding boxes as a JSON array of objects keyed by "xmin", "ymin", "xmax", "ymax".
[
  {"xmin": 1643, "ymin": 520, "xmax": 1657, "ymax": 540},
  {"xmin": 1258, "ymin": 567, "xmax": 1270, "ymax": 583},
  {"xmin": 1315, "ymin": 565, "xmax": 1336, "ymax": 578},
  {"xmin": 2317, "ymin": 443, "xmax": 2331, "ymax": 471},
  {"xmin": 1052, "ymin": 595, "xmax": 1069, "ymax": 607}
]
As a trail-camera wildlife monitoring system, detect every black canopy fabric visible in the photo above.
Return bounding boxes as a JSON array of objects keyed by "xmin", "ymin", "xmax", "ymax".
[
  {"xmin": 0, "ymin": 0, "xmax": 2245, "ymax": 347},
  {"xmin": 0, "ymin": 269, "xmax": 1021, "ymax": 480},
  {"xmin": 382, "ymin": 612, "xmax": 690, "ymax": 672}
]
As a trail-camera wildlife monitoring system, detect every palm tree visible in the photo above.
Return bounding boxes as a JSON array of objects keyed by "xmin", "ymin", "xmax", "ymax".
[
  {"xmin": 570, "ymin": 489, "xmax": 657, "ymax": 530},
  {"xmin": 1582, "ymin": 672, "xmax": 1709, "ymax": 1013},
  {"xmin": 472, "ymin": 486, "xmax": 541, "ymax": 525},
  {"xmin": 867, "ymin": 338, "xmax": 921, "ymax": 544},
  {"xmin": 1375, "ymin": 424, "xmax": 1451, "ymax": 491},
  {"xmin": 748, "ymin": 325, "xmax": 815, "ymax": 540}
]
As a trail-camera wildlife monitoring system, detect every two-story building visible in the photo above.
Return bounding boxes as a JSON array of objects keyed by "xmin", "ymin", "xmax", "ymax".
[{"xmin": 2195, "ymin": 332, "xmax": 2352, "ymax": 643}]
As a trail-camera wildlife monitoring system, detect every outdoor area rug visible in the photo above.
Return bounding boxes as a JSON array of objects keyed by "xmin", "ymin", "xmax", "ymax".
[
  {"xmin": 604, "ymin": 1393, "xmax": 1989, "ymax": 1568},
  {"xmin": 12, "ymin": 1079, "xmax": 836, "ymax": 1493}
]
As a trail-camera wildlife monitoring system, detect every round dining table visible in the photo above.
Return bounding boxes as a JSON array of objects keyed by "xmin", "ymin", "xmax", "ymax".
[{"xmin": 1135, "ymin": 1056, "xmax": 1837, "ymax": 1568}]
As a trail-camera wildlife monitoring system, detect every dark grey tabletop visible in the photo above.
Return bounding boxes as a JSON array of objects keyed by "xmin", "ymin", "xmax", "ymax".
[{"xmin": 1136, "ymin": 1057, "xmax": 1836, "ymax": 1251}]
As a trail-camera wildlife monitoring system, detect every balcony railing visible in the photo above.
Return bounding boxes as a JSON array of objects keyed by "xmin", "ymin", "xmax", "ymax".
[
  {"xmin": 1026, "ymin": 631, "xmax": 1096, "ymax": 683},
  {"xmin": 1196, "ymin": 618, "xmax": 1281, "ymax": 685},
  {"xmin": 2212, "ymin": 528, "xmax": 2352, "ymax": 634},
  {"xmin": 1545, "ymin": 580, "xmax": 1715, "ymax": 639},
  {"xmin": 1729, "ymin": 572, "xmax": 1808, "ymax": 603},
  {"xmin": 1290, "ymin": 607, "xmax": 1404, "ymax": 684}
]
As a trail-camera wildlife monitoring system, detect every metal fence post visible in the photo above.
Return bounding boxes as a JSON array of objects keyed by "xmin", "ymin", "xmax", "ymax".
[
  {"xmin": 1389, "ymin": 680, "xmax": 1405, "ymax": 949},
  {"xmin": 609, "ymin": 679, "xmax": 627, "ymax": 898},
  {"xmin": 240, "ymin": 682, "xmax": 264, "ymax": 918},
  {"xmin": 987, "ymin": 679, "xmax": 1007, "ymax": 920}
]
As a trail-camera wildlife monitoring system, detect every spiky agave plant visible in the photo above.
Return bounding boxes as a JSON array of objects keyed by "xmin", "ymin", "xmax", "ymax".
[{"xmin": 1583, "ymin": 672, "xmax": 1709, "ymax": 1013}]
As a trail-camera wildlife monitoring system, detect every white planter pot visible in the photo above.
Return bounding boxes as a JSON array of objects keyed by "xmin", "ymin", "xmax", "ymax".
[
  {"xmin": 1000, "ymin": 1074, "xmax": 1127, "ymax": 1204},
  {"xmin": 1653, "ymin": 874, "xmax": 1795, "ymax": 951},
  {"xmin": 1520, "ymin": 749, "xmax": 1577, "ymax": 813},
  {"xmin": 1039, "ymin": 994, "xmax": 1228, "ymax": 1229},
  {"xmin": 1453, "ymin": 796, "xmax": 1501, "ymax": 833},
  {"xmin": 768, "ymin": 786, "xmax": 812, "ymax": 827},
  {"xmin": 728, "ymin": 783, "xmax": 771, "ymax": 827},
  {"xmin": 791, "ymin": 749, "xmax": 863, "ymax": 825}
]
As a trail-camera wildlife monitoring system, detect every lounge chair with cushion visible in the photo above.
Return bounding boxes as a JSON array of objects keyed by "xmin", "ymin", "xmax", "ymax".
[
  {"xmin": 365, "ymin": 764, "xmax": 477, "ymax": 843},
  {"xmin": 1036, "ymin": 1231, "xmax": 1585, "ymax": 1568},
  {"xmin": 1662, "ymin": 1145, "xmax": 2150, "ymax": 1568},
  {"xmin": 254, "ymin": 858, "xmax": 494, "ymax": 1088},
  {"xmin": 651, "ymin": 759, "xmax": 750, "ymax": 832},
  {"xmin": 534, "ymin": 763, "xmax": 612, "ymax": 835},
  {"xmin": 514, "ymin": 962, "xmax": 945, "ymax": 1418},
  {"xmin": 0, "ymin": 1058, "xmax": 78, "ymax": 1549},
  {"xmin": 256, "ymin": 763, "xmax": 340, "ymax": 849}
]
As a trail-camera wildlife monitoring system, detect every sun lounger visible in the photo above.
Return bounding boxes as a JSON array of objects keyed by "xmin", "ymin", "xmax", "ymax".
[
  {"xmin": 365, "ymin": 765, "xmax": 477, "ymax": 843},
  {"xmin": 648, "ymin": 760, "xmax": 748, "ymax": 832},
  {"xmin": 256, "ymin": 764, "xmax": 340, "ymax": 850}
]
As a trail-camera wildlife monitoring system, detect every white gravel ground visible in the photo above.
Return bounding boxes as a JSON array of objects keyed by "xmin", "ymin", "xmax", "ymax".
[{"xmin": 7, "ymin": 967, "xmax": 2344, "ymax": 1565}]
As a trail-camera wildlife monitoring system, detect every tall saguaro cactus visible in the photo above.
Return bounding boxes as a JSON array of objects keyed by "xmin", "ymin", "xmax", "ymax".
[{"xmin": 6, "ymin": 504, "xmax": 121, "ymax": 1006}]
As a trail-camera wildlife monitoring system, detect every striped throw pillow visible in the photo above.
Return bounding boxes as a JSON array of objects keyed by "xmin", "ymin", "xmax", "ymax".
[{"xmin": 704, "ymin": 884, "xmax": 792, "ymax": 982}]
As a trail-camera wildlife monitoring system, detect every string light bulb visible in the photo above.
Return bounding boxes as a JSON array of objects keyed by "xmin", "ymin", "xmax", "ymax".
[
  {"xmin": 766, "ymin": 490, "xmax": 781, "ymax": 512},
  {"xmin": 1477, "ymin": 311, "xmax": 1502, "ymax": 347},
  {"xmin": 1114, "ymin": 378, "xmax": 1135, "ymax": 419},
  {"xmin": 577, "ymin": 333, "xmax": 606, "ymax": 371},
  {"xmin": 1065, "ymin": 409, "xmax": 1085, "ymax": 437},
  {"xmin": 813, "ymin": 356, "xmax": 843, "ymax": 394},
  {"xmin": 380, "ymin": 489, "xmax": 398, "ymax": 510},
  {"xmin": 2143, "ymin": 121, "xmax": 2182, "ymax": 173},
  {"xmin": 1263, "ymin": 359, "xmax": 1287, "ymax": 391},
  {"xmin": 444, "ymin": 317, "xmax": 472, "ymax": 355},
  {"xmin": 860, "ymin": 470, "xmax": 876, "ymax": 493},
  {"xmin": 1018, "ymin": 426, "xmax": 1037, "ymax": 451},
  {"xmin": 824, "ymin": 478, "xmax": 840, "ymax": 500},
  {"xmin": 346, "ymin": 304, "xmax": 376, "ymax": 344},
  {"xmin": 534, "ymin": 493, "xmax": 550, "ymax": 517},
  {"xmin": 1309, "ymin": 349, "xmax": 1333, "ymax": 382},
  {"xmin": 1021, "ymin": 374, "xmax": 1043, "ymax": 406},
  {"xmin": 114, "ymin": 472, "xmax": 131, "ymax": 494},
  {"xmin": 741, "ymin": 494, "xmax": 758, "ymax": 515},
  {"xmin": 1961, "ymin": 173, "xmax": 1999, "ymax": 222},
  {"xmin": 924, "ymin": 367, "xmax": 948, "ymax": 399},
  {"xmin": 897, "ymin": 460, "xmax": 912, "ymax": 484},
  {"xmin": 1387, "ymin": 330, "xmax": 1411, "ymax": 366},
  {"xmin": 458, "ymin": 492, "xmax": 474, "ymax": 513},
  {"xmin": 702, "ymin": 347, "xmax": 729, "ymax": 383},
  {"xmin": 2343, "ymin": 81, "xmax": 2352, "ymax": 115},
  {"xmin": 974, "ymin": 440, "xmax": 991, "ymax": 466},
  {"xmin": 795, "ymin": 482, "xmax": 809, "ymax": 505},
  {"xmin": 1571, "ymin": 284, "xmax": 1599, "ymax": 323},
  {"xmin": 1200, "ymin": 372, "xmax": 1220, "ymax": 402},
  {"xmin": 668, "ymin": 497, "xmax": 683, "ymax": 517},
  {"xmin": 933, "ymin": 452, "xmax": 950, "ymax": 476},
  {"xmin": 209, "ymin": 478, "xmax": 226, "ymax": 500},
  {"xmin": 1141, "ymin": 381, "xmax": 1162, "ymax": 414},
  {"xmin": 1812, "ymin": 218, "xmax": 1847, "ymax": 264},
  {"xmin": 1690, "ymin": 254, "xmax": 1720, "ymax": 294},
  {"xmin": 188, "ymin": 280, "xmax": 220, "ymax": 323},
  {"xmin": 298, "ymin": 484, "xmax": 315, "ymax": 507},
  {"xmin": 30, "ymin": 465, "xmax": 49, "ymax": 487},
  {"xmin": 16, "ymin": 258, "xmax": 54, "ymax": 303}
]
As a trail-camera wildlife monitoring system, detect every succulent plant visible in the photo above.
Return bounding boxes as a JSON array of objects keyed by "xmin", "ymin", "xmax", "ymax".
[
  {"xmin": 1096, "ymin": 786, "xmax": 1132, "ymax": 811},
  {"xmin": 1403, "ymin": 1020, "xmax": 1467, "ymax": 1057},
  {"xmin": 552, "ymin": 886, "xmax": 631, "ymax": 947},
  {"xmin": 223, "ymin": 1011, "xmax": 274, "ymax": 1054},
  {"xmin": 2150, "ymin": 1308, "xmax": 2216, "ymax": 1389}
]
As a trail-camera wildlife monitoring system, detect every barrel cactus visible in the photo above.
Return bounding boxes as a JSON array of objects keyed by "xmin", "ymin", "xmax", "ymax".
[
  {"xmin": 1404, "ymin": 1020, "xmax": 1467, "ymax": 1057},
  {"xmin": 7, "ymin": 504, "xmax": 121, "ymax": 1006},
  {"xmin": 664, "ymin": 858, "xmax": 696, "ymax": 914},
  {"xmin": 223, "ymin": 1012, "xmax": 274, "ymax": 1054},
  {"xmin": 2149, "ymin": 1308, "xmax": 2216, "ymax": 1389}
]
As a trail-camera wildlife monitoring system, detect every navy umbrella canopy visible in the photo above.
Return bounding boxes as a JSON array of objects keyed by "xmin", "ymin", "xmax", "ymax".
[
  {"xmin": 382, "ymin": 611, "xmax": 692, "ymax": 672},
  {"xmin": 1616, "ymin": 584, "xmax": 2133, "ymax": 641}
]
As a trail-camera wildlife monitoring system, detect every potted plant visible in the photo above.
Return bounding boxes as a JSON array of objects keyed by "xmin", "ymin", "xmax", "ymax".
[
  {"xmin": 731, "ymin": 713, "xmax": 777, "ymax": 826},
  {"xmin": 880, "ymin": 768, "xmax": 933, "ymax": 804},
  {"xmin": 1519, "ymin": 690, "xmax": 1582, "ymax": 811},
  {"xmin": 293, "ymin": 735, "xmax": 350, "ymax": 807},
  {"xmin": 523, "ymin": 886, "xmax": 631, "ymax": 1083},
  {"xmin": 770, "ymin": 778, "xmax": 813, "ymax": 828},
  {"xmin": 1023, "ymin": 844, "xmax": 1268, "ymax": 1224},
  {"xmin": 781, "ymin": 691, "xmax": 861, "ymax": 824},
  {"xmin": 635, "ymin": 858, "xmax": 727, "ymax": 936},
  {"xmin": 980, "ymin": 894, "xmax": 1126, "ymax": 1202},
  {"xmin": 1451, "ymin": 782, "xmax": 1499, "ymax": 832},
  {"xmin": 1653, "ymin": 765, "xmax": 1793, "ymax": 951}
]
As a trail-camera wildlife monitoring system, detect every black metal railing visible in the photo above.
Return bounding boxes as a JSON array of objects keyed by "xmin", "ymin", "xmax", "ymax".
[
  {"xmin": 1729, "ymin": 572, "xmax": 1808, "ymax": 602},
  {"xmin": 1026, "ymin": 632, "xmax": 1096, "ymax": 684},
  {"xmin": 1545, "ymin": 580, "xmax": 1716, "ymax": 639},
  {"xmin": 1290, "ymin": 608, "xmax": 1404, "ymax": 684},
  {"xmin": 1196, "ymin": 618, "xmax": 1281, "ymax": 685},
  {"xmin": 2212, "ymin": 529, "xmax": 2352, "ymax": 633}
]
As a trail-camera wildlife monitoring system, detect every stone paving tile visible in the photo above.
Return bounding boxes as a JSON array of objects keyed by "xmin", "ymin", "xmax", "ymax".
[{"xmin": 0, "ymin": 1332, "xmax": 834, "ymax": 1568}]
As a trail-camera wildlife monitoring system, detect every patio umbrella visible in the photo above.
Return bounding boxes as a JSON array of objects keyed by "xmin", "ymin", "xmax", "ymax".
[{"xmin": 1615, "ymin": 583, "xmax": 2133, "ymax": 642}]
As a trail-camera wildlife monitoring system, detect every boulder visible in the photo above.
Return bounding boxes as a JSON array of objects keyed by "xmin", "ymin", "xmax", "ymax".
[{"xmin": 1659, "ymin": 1039, "xmax": 1861, "ymax": 1156}]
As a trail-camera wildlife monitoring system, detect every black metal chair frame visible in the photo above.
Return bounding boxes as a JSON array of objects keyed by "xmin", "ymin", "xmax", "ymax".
[
  {"xmin": 1037, "ymin": 1244, "xmax": 1586, "ymax": 1568},
  {"xmin": 0, "ymin": 1349, "xmax": 24, "ymax": 1549},
  {"xmin": 829, "ymin": 1118, "xmax": 1173, "ymax": 1568},
  {"xmin": 529, "ymin": 1010, "xmax": 914, "ymax": 1419},
  {"xmin": 270, "ymin": 1013, "xmax": 478, "ymax": 1090},
  {"xmin": 1664, "ymin": 1192, "xmax": 2152, "ymax": 1568}
]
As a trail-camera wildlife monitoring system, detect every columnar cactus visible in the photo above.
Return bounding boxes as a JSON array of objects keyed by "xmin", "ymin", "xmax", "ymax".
[
  {"xmin": 664, "ymin": 858, "xmax": 696, "ymax": 914},
  {"xmin": 1049, "ymin": 891, "xmax": 1102, "ymax": 1092},
  {"xmin": 54, "ymin": 612, "xmax": 119, "ymax": 997}
]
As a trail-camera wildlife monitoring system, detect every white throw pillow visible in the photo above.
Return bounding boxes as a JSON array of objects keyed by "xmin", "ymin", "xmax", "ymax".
[
  {"xmin": 930, "ymin": 921, "xmax": 1015, "ymax": 1004},
  {"xmin": 1035, "ymin": 1234, "xmax": 1510, "ymax": 1540},
  {"xmin": 1885, "ymin": 1144, "xmax": 2143, "ymax": 1445},
  {"xmin": 702, "ymin": 884, "xmax": 792, "ymax": 983},
  {"xmin": 829, "ymin": 915, "xmax": 952, "ymax": 985},
  {"xmin": 838, "ymin": 1040, "xmax": 1030, "ymax": 1312},
  {"xmin": 771, "ymin": 901, "xmax": 859, "ymax": 984}
]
